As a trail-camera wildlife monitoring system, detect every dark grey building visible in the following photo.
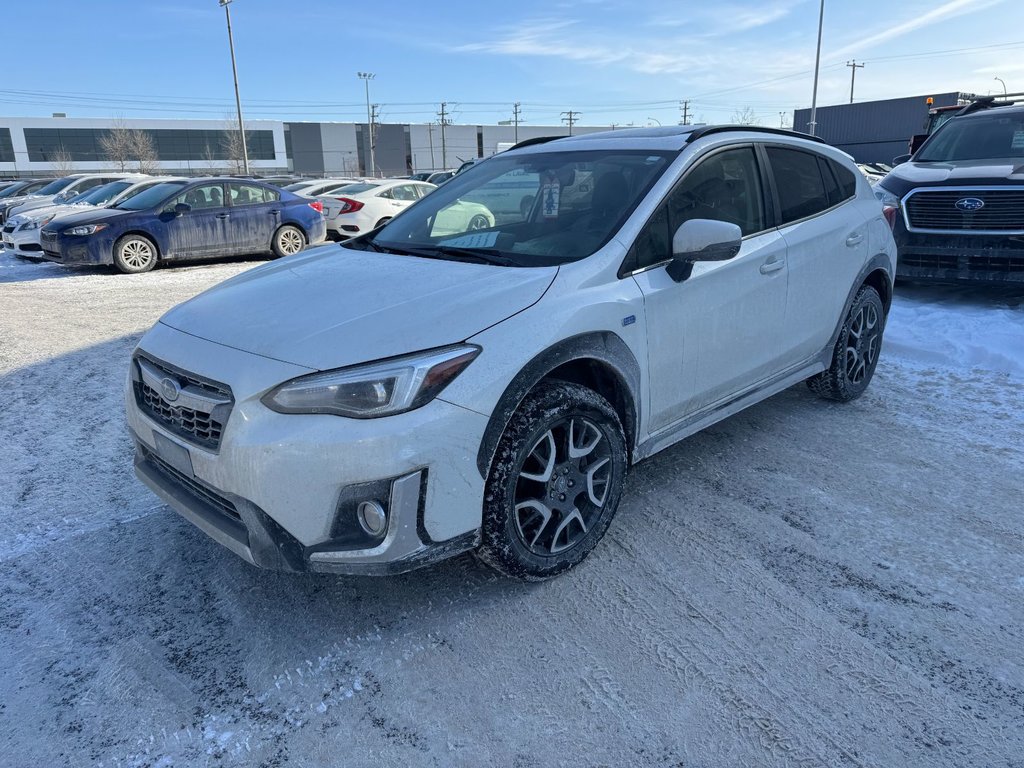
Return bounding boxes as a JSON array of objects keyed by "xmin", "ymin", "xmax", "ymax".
[{"xmin": 793, "ymin": 92, "xmax": 972, "ymax": 164}]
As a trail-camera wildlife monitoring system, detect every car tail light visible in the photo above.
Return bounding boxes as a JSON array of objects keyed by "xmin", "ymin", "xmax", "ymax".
[
  {"xmin": 882, "ymin": 205, "xmax": 898, "ymax": 229},
  {"xmin": 335, "ymin": 197, "xmax": 364, "ymax": 213},
  {"xmin": 308, "ymin": 200, "xmax": 323, "ymax": 213}
]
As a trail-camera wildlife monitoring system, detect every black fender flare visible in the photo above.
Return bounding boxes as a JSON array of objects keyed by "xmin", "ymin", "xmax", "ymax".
[
  {"xmin": 475, "ymin": 331, "xmax": 642, "ymax": 479},
  {"xmin": 819, "ymin": 253, "xmax": 893, "ymax": 367}
]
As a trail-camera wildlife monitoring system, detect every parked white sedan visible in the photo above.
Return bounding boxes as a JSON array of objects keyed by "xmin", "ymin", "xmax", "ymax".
[
  {"xmin": 318, "ymin": 180, "xmax": 437, "ymax": 238},
  {"xmin": 318, "ymin": 180, "xmax": 495, "ymax": 238}
]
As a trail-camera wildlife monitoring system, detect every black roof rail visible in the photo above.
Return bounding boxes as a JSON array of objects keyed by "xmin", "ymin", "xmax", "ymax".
[
  {"xmin": 508, "ymin": 136, "xmax": 563, "ymax": 151},
  {"xmin": 685, "ymin": 124, "xmax": 827, "ymax": 145},
  {"xmin": 956, "ymin": 91, "xmax": 1024, "ymax": 117}
]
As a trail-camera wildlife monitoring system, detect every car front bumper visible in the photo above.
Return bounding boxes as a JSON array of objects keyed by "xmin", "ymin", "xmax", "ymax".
[
  {"xmin": 894, "ymin": 223, "xmax": 1024, "ymax": 283},
  {"xmin": 125, "ymin": 322, "xmax": 490, "ymax": 574},
  {"xmin": 3, "ymin": 226, "xmax": 45, "ymax": 258}
]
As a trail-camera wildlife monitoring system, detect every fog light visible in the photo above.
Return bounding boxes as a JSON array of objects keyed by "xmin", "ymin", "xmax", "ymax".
[{"xmin": 357, "ymin": 500, "xmax": 387, "ymax": 536}]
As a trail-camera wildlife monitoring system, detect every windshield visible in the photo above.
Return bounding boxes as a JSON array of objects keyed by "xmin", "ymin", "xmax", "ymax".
[
  {"xmin": 113, "ymin": 181, "xmax": 188, "ymax": 211},
  {"xmin": 360, "ymin": 149, "xmax": 673, "ymax": 267},
  {"xmin": 284, "ymin": 181, "xmax": 314, "ymax": 191},
  {"xmin": 0, "ymin": 182, "xmax": 26, "ymax": 199},
  {"xmin": 34, "ymin": 177, "xmax": 76, "ymax": 196},
  {"xmin": 70, "ymin": 181, "xmax": 133, "ymax": 206},
  {"xmin": 333, "ymin": 183, "xmax": 379, "ymax": 195},
  {"xmin": 917, "ymin": 112, "xmax": 1024, "ymax": 162}
]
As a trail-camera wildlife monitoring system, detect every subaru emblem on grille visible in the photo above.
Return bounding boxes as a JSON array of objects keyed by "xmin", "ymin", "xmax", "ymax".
[
  {"xmin": 954, "ymin": 197, "xmax": 985, "ymax": 212},
  {"xmin": 160, "ymin": 377, "xmax": 181, "ymax": 402}
]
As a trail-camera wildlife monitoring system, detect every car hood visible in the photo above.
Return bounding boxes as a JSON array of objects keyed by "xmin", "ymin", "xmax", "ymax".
[
  {"xmin": 14, "ymin": 202, "xmax": 90, "ymax": 223},
  {"xmin": 9, "ymin": 195, "xmax": 58, "ymax": 215},
  {"xmin": 46, "ymin": 207, "xmax": 134, "ymax": 229},
  {"xmin": 158, "ymin": 245, "xmax": 558, "ymax": 370},
  {"xmin": 880, "ymin": 158, "xmax": 1024, "ymax": 196}
]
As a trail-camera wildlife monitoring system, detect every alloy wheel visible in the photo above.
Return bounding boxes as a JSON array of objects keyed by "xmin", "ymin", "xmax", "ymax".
[
  {"xmin": 121, "ymin": 239, "xmax": 154, "ymax": 269},
  {"xmin": 514, "ymin": 417, "xmax": 613, "ymax": 555},
  {"xmin": 845, "ymin": 302, "xmax": 880, "ymax": 384},
  {"xmin": 278, "ymin": 228, "xmax": 303, "ymax": 255}
]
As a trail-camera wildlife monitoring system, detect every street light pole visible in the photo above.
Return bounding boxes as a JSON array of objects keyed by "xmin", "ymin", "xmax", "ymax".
[
  {"xmin": 357, "ymin": 72, "xmax": 376, "ymax": 176},
  {"xmin": 219, "ymin": 0, "xmax": 248, "ymax": 175},
  {"xmin": 808, "ymin": 0, "xmax": 825, "ymax": 137},
  {"xmin": 995, "ymin": 77, "xmax": 1008, "ymax": 97},
  {"xmin": 647, "ymin": 117, "xmax": 661, "ymax": 126}
]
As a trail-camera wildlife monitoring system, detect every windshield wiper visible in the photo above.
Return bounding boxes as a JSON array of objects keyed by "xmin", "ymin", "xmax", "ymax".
[
  {"xmin": 350, "ymin": 238, "xmax": 516, "ymax": 266},
  {"xmin": 429, "ymin": 245, "xmax": 516, "ymax": 267}
]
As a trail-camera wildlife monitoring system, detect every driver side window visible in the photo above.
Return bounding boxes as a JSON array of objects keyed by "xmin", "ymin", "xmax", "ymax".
[{"xmin": 630, "ymin": 146, "xmax": 766, "ymax": 270}]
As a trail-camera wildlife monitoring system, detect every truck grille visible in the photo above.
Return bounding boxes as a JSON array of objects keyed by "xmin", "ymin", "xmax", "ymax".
[
  {"xmin": 905, "ymin": 188, "xmax": 1024, "ymax": 233},
  {"xmin": 133, "ymin": 354, "xmax": 233, "ymax": 451}
]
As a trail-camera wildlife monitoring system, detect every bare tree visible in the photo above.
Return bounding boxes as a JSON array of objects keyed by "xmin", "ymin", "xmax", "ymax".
[
  {"xmin": 100, "ymin": 119, "xmax": 133, "ymax": 172},
  {"xmin": 200, "ymin": 142, "xmax": 222, "ymax": 174},
  {"xmin": 731, "ymin": 106, "xmax": 762, "ymax": 126},
  {"xmin": 49, "ymin": 148, "xmax": 75, "ymax": 174},
  {"xmin": 221, "ymin": 117, "xmax": 251, "ymax": 175},
  {"xmin": 128, "ymin": 129, "xmax": 159, "ymax": 175}
]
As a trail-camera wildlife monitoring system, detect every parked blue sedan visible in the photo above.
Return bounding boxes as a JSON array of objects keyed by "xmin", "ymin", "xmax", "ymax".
[{"xmin": 40, "ymin": 178, "xmax": 327, "ymax": 273}]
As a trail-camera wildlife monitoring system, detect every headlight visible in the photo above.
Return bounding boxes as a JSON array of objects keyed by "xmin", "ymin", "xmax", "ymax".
[
  {"xmin": 22, "ymin": 216, "xmax": 54, "ymax": 231},
  {"xmin": 65, "ymin": 224, "xmax": 107, "ymax": 236},
  {"xmin": 262, "ymin": 344, "xmax": 480, "ymax": 418}
]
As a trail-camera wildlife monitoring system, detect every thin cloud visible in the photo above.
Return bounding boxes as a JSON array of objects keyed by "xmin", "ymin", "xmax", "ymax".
[{"xmin": 830, "ymin": 0, "xmax": 1008, "ymax": 59}]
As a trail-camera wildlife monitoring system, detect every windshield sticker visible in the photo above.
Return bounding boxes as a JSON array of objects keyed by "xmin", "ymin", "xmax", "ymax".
[
  {"xmin": 1012, "ymin": 131, "xmax": 1024, "ymax": 150},
  {"xmin": 439, "ymin": 231, "xmax": 500, "ymax": 248},
  {"xmin": 541, "ymin": 175, "xmax": 561, "ymax": 219}
]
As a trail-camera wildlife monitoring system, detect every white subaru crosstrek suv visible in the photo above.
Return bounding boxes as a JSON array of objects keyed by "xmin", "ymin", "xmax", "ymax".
[{"xmin": 126, "ymin": 126, "xmax": 897, "ymax": 580}]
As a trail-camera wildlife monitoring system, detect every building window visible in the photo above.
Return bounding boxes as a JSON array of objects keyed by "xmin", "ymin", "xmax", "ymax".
[
  {"xmin": 23, "ymin": 127, "xmax": 278, "ymax": 163},
  {"xmin": 0, "ymin": 128, "xmax": 14, "ymax": 163}
]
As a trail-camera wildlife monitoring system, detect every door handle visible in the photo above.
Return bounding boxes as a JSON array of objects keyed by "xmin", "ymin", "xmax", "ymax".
[
  {"xmin": 759, "ymin": 259, "xmax": 785, "ymax": 274},
  {"xmin": 268, "ymin": 209, "xmax": 281, "ymax": 215},
  {"xmin": 216, "ymin": 213, "xmax": 230, "ymax": 219},
  {"xmin": 846, "ymin": 232, "xmax": 864, "ymax": 247}
]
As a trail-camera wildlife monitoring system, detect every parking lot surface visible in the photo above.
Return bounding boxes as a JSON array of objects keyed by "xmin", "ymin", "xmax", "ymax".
[{"xmin": 1, "ymin": 250, "xmax": 1023, "ymax": 767}]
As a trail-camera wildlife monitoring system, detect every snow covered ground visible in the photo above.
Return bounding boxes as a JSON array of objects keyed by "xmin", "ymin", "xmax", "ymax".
[{"xmin": 1, "ymin": 249, "xmax": 1022, "ymax": 767}]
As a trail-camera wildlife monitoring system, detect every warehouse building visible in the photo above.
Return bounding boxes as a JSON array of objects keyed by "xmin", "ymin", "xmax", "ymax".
[
  {"xmin": 0, "ymin": 116, "xmax": 606, "ymax": 178},
  {"xmin": 792, "ymin": 92, "xmax": 974, "ymax": 164}
]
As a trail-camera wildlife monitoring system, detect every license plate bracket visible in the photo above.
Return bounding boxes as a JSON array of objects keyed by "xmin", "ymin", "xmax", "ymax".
[{"xmin": 153, "ymin": 431, "xmax": 194, "ymax": 478}]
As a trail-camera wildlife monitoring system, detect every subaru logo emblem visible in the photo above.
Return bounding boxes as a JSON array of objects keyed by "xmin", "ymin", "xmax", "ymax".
[
  {"xmin": 955, "ymin": 197, "xmax": 985, "ymax": 212},
  {"xmin": 160, "ymin": 377, "xmax": 181, "ymax": 403}
]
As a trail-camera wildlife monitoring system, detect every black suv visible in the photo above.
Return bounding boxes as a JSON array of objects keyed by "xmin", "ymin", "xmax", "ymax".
[{"xmin": 876, "ymin": 98, "xmax": 1024, "ymax": 283}]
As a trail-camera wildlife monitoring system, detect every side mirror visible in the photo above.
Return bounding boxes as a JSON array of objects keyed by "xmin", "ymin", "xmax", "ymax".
[
  {"xmin": 892, "ymin": 153, "xmax": 912, "ymax": 166},
  {"xmin": 173, "ymin": 202, "xmax": 191, "ymax": 217},
  {"xmin": 666, "ymin": 219, "xmax": 742, "ymax": 282}
]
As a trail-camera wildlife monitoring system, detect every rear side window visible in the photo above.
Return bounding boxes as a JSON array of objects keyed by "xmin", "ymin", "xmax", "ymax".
[
  {"xmin": 766, "ymin": 147, "xmax": 830, "ymax": 224},
  {"xmin": 830, "ymin": 159, "xmax": 857, "ymax": 202}
]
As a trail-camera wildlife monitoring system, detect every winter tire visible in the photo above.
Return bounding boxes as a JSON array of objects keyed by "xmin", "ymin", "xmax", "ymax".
[
  {"xmin": 477, "ymin": 381, "xmax": 628, "ymax": 580},
  {"xmin": 807, "ymin": 285, "xmax": 885, "ymax": 402},
  {"xmin": 113, "ymin": 234, "xmax": 157, "ymax": 274},
  {"xmin": 272, "ymin": 225, "xmax": 305, "ymax": 258}
]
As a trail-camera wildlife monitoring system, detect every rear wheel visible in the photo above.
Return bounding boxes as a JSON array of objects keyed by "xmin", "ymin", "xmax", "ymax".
[
  {"xmin": 272, "ymin": 225, "xmax": 305, "ymax": 258},
  {"xmin": 477, "ymin": 381, "xmax": 628, "ymax": 580},
  {"xmin": 113, "ymin": 235, "xmax": 157, "ymax": 274},
  {"xmin": 807, "ymin": 285, "xmax": 885, "ymax": 401}
]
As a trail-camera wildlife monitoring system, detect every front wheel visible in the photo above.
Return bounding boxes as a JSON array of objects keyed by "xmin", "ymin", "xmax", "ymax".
[
  {"xmin": 272, "ymin": 225, "xmax": 305, "ymax": 258},
  {"xmin": 807, "ymin": 285, "xmax": 885, "ymax": 401},
  {"xmin": 113, "ymin": 234, "xmax": 157, "ymax": 274},
  {"xmin": 467, "ymin": 214, "xmax": 490, "ymax": 230},
  {"xmin": 477, "ymin": 381, "xmax": 628, "ymax": 580}
]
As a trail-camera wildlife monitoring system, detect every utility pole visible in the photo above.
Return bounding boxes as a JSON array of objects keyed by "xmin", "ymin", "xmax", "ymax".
[
  {"xmin": 219, "ymin": 0, "xmax": 248, "ymax": 175},
  {"xmin": 427, "ymin": 123, "xmax": 435, "ymax": 170},
  {"xmin": 679, "ymin": 99, "xmax": 691, "ymax": 125},
  {"xmin": 370, "ymin": 104, "xmax": 380, "ymax": 176},
  {"xmin": 561, "ymin": 110, "xmax": 580, "ymax": 135},
  {"xmin": 357, "ymin": 72, "xmax": 375, "ymax": 176},
  {"xmin": 846, "ymin": 60, "xmax": 864, "ymax": 103},
  {"xmin": 512, "ymin": 101, "xmax": 522, "ymax": 143},
  {"xmin": 438, "ymin": 102, "xmax": 450, "ymax": 169},
  {"xmin": 808, "ymin": 0, "xmax": 825, "ymax": 136}
]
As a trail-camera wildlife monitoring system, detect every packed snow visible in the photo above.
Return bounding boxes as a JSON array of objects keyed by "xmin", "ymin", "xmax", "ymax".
[{"xmin": 1, "ymin": 249, "xmax": 1022, "ymax": 767}]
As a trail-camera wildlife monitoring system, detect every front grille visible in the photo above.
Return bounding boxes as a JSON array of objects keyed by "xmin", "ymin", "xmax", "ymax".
[
  {"xmin": 968, "ymin": 255, "xmax": 1024, "ymax": 273},
  {"xmin": 905, "ymin": 189, "xmax": 1024, "ymax": 233},
  {"xmin": 143, "ymin": 448, "xmax": 242, "ymax": 523},
  {"xmin": 133, "ymin": 354, "xmax": 233, "ymax": 451},
  {"xmin": 40, "ymin": 230, "xmax": 57, "ymax": 243},
  {"xmin": 19, "ymin": 243, "xmax": 41, "ymax": 253}
]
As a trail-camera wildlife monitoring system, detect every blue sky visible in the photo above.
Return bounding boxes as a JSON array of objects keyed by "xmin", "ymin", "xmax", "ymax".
[{"xmin": 2, "ymin": 0, "xmax": 1021, "ymax": 127}]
